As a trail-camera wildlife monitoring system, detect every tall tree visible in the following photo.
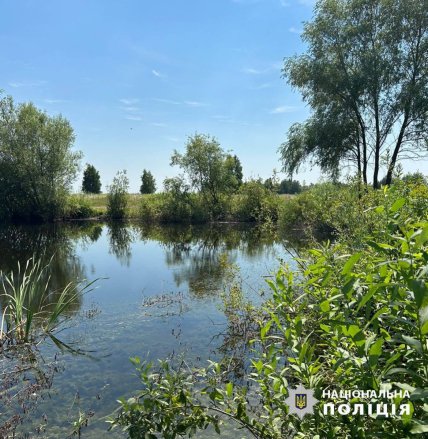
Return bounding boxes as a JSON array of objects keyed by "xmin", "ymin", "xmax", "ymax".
[
  {"xmin": 280, "ymin": 0, "xmax": 428, "ymax": 187},
  {"xmin": 140, "ymin": 169, "xmax": 156, "ymax": 194},
  {"xmin": 0, "ymin": 94, "xmax": 81, "ymax": 221},
  {"xmin": 82, "ymin": 164, "xmax": 101, "ymax": 194},
  {"xmin": 171, "ymin": 134, "xmax": 227, "ymax": 207},
  {"xmin": 224, "ymin": 154, "xmax": 243, "ymax": 191}
]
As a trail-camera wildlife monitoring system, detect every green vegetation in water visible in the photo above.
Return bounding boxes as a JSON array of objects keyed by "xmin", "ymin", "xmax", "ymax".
[{"xmin": 0, "ymin": 257, "xmax": 97, "ymax": 346}]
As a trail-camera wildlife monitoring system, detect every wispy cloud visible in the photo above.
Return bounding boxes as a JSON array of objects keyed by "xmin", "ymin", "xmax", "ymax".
[
  {"xmin": 153, "ymin": 98, "xmax": 181, "ymax": 105},
  {"xmin": 152, "ymin": 69, "xmax": 166, "ymax": 78},
  {"xmin": 243, "ymin": 62, "xmax": 283, "ymax": 75},
  {"xmin": 151, "ymin": 122, "xmax": 167, "ymax": 127},
  {"xmin": 125, "ymin": 115, "xmax": 143, "ymax": 121},
  {"xmin": 184, "ymin": 100, "xmax": 208, "ymax": 107},
  {"xmin": 154, "ymin": 98, "xmax": 208, "ymax": 107},
  {"xmin": 279, "ymin": 0, "xmax": 290, "ymax": 6},
  {"xmin": 121, "ymin": 106, "xmax": 140, "ymax": 112},
  {"xmin": 299, "ymin": 0, "xmax": 316, "ymax": 5},
  {"xmin": 270, "ymin": 105, "xmax": 298, "ymax": 114},
  {"xmin": 288, "ymin": 26, "xmax": 302, "ymax": 34},
  {"xmin": 9, "ymin": 80, "xmax": 47, "ymax": 88},
  {"xmin": 243, "ymin": 67, "xmax": 264, "ymax": 75},
  {"xmin": 120, "ymin": 98, "xmax": 139, "ymax": 105}
]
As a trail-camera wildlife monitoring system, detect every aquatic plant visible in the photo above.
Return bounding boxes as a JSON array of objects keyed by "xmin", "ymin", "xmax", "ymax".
[{"xmin": 0, "ymin": 256, "xmax": 96, "ymax": 346}]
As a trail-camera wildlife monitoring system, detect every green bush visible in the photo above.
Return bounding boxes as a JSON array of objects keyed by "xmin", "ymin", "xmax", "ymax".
[
  {"xmin": 64, "ymin": 195, "xmax": 97, "ymax": 219},
  {"xmin": 232, "ymin": 180, "xmax": 281, "ymax": 223},
  {"xmin": 107, "ymin": 171, "xmax": 129, "ymax": 220},
  {"xmin": 280, "ymin": 179, "xmax": 428, "ymax": 245}
]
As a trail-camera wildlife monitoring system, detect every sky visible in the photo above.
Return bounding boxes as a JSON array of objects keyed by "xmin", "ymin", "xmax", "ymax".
[{"xmin": 1, "ymin": 0, "xmax": 427, "ymax": 192}]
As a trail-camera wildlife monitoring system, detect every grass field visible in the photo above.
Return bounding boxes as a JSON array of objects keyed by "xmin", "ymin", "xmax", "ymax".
[{"xmin": 69, "ymin": 193, "xmax": 144, "ymax": 217}]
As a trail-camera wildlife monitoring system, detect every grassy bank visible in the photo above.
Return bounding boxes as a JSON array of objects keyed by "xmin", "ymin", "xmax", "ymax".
[{"xmin": 66, "ymin": 181, "xmax": 284, "ymax": 224}]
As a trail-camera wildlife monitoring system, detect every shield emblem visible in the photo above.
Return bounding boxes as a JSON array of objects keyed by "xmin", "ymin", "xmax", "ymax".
[{"xmin": 295, "ymin": 393, "xmax": 307, "ymax": 410}]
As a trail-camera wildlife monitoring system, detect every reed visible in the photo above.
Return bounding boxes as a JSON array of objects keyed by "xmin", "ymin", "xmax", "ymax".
[{"xmin": 0, "ymin": 256, "xmax": 96, "ymax": 346}]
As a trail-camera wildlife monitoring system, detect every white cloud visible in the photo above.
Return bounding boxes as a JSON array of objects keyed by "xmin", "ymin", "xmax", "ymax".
[
  {"xmin": 153, "ymin": 98, "xmax": 181, "ymax": 105},
  {"xmin": 120, "ymin": 98, "xmax": 139, "ymax": 105},
  {"xmin": 243, "ymin": 67, "xmax": 263, "ymax": 75},
  {"xmin": 279, "ymin": 0, "xmax": 290, "ymax": 6},
  {"xmin": 125, "ymin": 115, "xmax": 143, "ymax": 121},
  {"xmin": 289, "ymin": 26, "xmax": 302, "ymax": 34},
  {"xmin": 184, "ymin": 100, "xmax": 208, "ymax": 107},
  {"xmin": 299, "ymin": 0, "xmax": 315, "ymax": 5},
  {"xmin": 270, "ymin": 105, "xmax": 298, "ymax": 114},
  {"xmin": 121, "ymin": 106, "xmax": 140, "ymax": 112},
  {"xmin": 151, "ymin": 122, "xmax": 167, "ymax": 127},
  {"xmin": 152, "ymin": 69, "xmax": 166, "ymax": 78},
  {"xmin": 9, "ymin": 80, "xmax": 47, "ymax": 87}
]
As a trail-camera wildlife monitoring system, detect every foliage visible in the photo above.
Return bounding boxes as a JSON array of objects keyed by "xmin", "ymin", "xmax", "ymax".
[
  {"xmin": 64, "ymin": 194, "xmax": 98, "ymax": 219},
  {"xmin": 171, "ymin": 134, "xmax": 243, "ymax": 219},
  {"xmin": 0, "ymin": 94, "xmax": 81, "ymax": 222},
  {"xmin": 278, "ymin": 179, "xmax": 302, "ymax": 194},
  {"xmin": 107, "ymin": 170, "xmax": 129, "ymax": 220},
  {"xmin": 280, "ymin": 178, "xmax": 428, "ymax": 245},
  {"xmin": 280, "ymin": 0, "xmax": 428, "ymax": 187},
  {"xmin": 140, "ymin": 169, "xmax": 157, "ymax": 194},
  {"xmin": 82, "ymin": 164, "xmax": 102, "ymax": 194},
  {"xmin": 111, "ymin": 200, "xmax": 428, "ymax": 438},
  {"xmin": 0, "ymin": 257, "xmax": 95, "ymax": 345},
  {"xmin": 224, "ymin": 154, "xmax": 243, "ymax": 192},
  {"xmin": 232, "ymin": 180, "xmax": 281, "ymax": 223}
]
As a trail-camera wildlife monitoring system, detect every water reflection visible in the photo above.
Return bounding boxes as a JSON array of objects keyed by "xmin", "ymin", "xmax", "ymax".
[
  {"xmin": 0, "ymin": 221, "xmax": 288, "ymax": 438},
  {"xmin": 134, "ymin": 223, "xmax": 281, "ymax": 297}
]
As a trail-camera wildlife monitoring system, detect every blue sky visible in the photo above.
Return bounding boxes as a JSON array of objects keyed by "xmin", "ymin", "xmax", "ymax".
[{"xmin": 1, "ymin": 0, "xmax": 426, "ymax": 192}]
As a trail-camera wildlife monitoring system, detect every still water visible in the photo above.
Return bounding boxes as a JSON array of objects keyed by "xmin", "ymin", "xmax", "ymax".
[{"xmin": 0, "ymin": 222, "xmax": 294, "ymax": 438}]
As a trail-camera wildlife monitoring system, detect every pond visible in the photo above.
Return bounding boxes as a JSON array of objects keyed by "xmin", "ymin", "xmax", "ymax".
[{"xmin": 0, "ymin": 222, "xmax": 295, "ymax": 438}]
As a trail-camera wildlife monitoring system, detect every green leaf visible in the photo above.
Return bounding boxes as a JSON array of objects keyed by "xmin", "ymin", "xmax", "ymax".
[
  {"xmin": 410, "ymin": 388, "xmax": 428, "ymax": 401},
  {"xmin": 341, "ymin": 253, "xmax": 362, "ymax": 275},
  {"xmin": 320, "ymin": 300, "xmax": 330, "ymax": 312},
  {"xmin": 390, "ymin": 198, "xmax": 406, "ymax": 213},
  {"xmin": 410, "ymin": 422, "xmax": 428, "ymax": 434},
  {"xmin": 408, "ymin": 280, "xmax": 428, "ymax": 309},
  {"xmin": 261, "ymin": 320, "xmax": 272, "ymax": 339},
  {"xmin": 402, "ymin": 335, "xmax": 422, "ymax": 353},
  {"xmin": 356, "ymin": 286, "xmax": 378, "ymax": 312},
  {"xmin": 368, "ymin": 338, "xmax": 384, "ymax": 368},
  {"xmin": 415, "ymin": 226, "xmax": 428, "ymax": 247},
  {"xmin": 225, "ymin": 382, "xmax": 233, "ymax": 398}
]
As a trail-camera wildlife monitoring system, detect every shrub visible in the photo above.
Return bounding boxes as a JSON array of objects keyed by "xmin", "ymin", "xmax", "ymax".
[
  {"xmin": 64, "ymin": 195, "xmax": 97, "ymax": 219},
  {"xmin": 233, "ymin": 180, "xmax": 281, "ymax": 223},
  {"xmin": 107, "ymin": 171, "xmax": 129, "ymax": 220}
]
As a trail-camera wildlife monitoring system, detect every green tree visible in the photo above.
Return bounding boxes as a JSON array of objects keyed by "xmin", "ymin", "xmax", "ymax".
[
  {"xmin": 139, "ymin": 169, "xmax": 156, "ymax": 194},
  {"xmin": 0, "ymin": 93, "xmax": 81, "ymax": 222},
  {"xmin": 280, "ymin": 0, "xmax": 428, "ymax": 188},
  {"xmin": 107, "ymin": 170, "xmax": 129, "ymax": 219},
  {"xmin": 171, "ymin": 134, "xmax": 237, "ymax": 215},
  {"xmin": 224, "ymin": 154, "xmax": 243, "ymax": 191},
  {"xmin": 82, "ymin": 164, "xmax": 101, "ymax": 194},
  {"xmin": 278, "ymin": 179, "xmax": 302, "ymax": 194}
]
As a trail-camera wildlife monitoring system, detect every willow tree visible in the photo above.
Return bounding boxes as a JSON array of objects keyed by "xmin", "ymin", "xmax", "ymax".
[
  {"xmin": 280, "ymin": 0, "xmax": 428, "ymax": 187},
  {"xmin": 0, "ymin": 94, "xmax": 81, "ymax": 221}
]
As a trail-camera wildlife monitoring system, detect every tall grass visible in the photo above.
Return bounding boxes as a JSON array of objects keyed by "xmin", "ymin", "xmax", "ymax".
[{"xmin": 0, "ymin": 257, "xmax": 96, "ymax": 346}]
